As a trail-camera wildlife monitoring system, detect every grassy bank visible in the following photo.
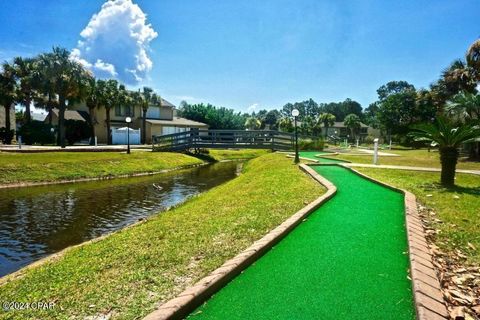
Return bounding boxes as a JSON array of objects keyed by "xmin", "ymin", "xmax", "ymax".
[
  {"xmin": 0, "ymin": 153, "xmax": 324, "ymax": 320},
  {"xmin": 332, "ymin": 149, "xmax": 480, "ymax": 170},
  {"xmin": 0, "ymin": 149, "xmax": 266, "ymax": 185},
  {"xmin": 208, "ymin": 149, "xmax": 270, "ymax": 160},
  {"xmin": 355, "ymin": 168, "xmax": 480, "ymax": 264}
]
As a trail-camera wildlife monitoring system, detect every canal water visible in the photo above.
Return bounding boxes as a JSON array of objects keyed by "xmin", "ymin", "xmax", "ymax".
[{"xmin": 0, "ymin": 161, "xmax": 240, "ymax": 277}]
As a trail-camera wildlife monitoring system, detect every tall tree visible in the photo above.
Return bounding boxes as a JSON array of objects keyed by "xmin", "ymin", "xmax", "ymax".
[
  {"xmin": 343, "ymin": 113, "xmax": 361, "ymax": 141},
  {"xmin": 102, "ymin": 79, "xmax": 120, "ymax": 145},
  {"xmin": 263, "ymin": 109, "xmax": 280, "ymax": 130},
  {"xmin": 245, "ymin": 117, "xmax": 261, "ymax": 130},
  {"xmin": 0, "ymin": 62, "xmax": 17, "ymax": 144},
  {"xmin": 140, "ymin": 87, "xmax": 153, "ymax": 144},
  {"xmin": 410, "ymin": 117, "xmax": 480, "ymax": 186},
  {"xmin": 466, "ymin": 38, "xmax": 480, "ymax": 81},
  {"xmin": 36, "ymin": 47, "xmax": 90, "ymax": 148},
  {"xmin": 84, "ymin": 78, "xmax": 103, "ymax": 145},
  {"xmin": 375, "ymin": 81, "xmax": 417, "ymax": 135},
  {"xmin": 318, "ymin": 113, "xmax": 336, "ymax": 138},
  {"xmin": 13, "ymin": 57, "xmax": 37, "ymax": 123},
  {"xmin": 377, "ymin": 81, "xmax": 415, "ymax": 101},
  {"xmin": 278, "ymin": 117, "xmax": 293, "ymax": 133}
]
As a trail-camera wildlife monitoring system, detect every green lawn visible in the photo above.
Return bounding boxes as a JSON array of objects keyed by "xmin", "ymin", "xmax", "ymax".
[
  {"xmin": 332, "ymin": 149, "xmax": 480, "ymax": 170},
  {"xmin": 0, "ymin": 153, "xmax": 324, "ymax": 320},
  {"xmin": 355, "ymin": 168, "xmax": 480, "ymax": 265},
  {"xmin": 208, "ymin": 149, "xmax": 270, "ymax": 160},
  {"xmin": 190, "ymin": 165, "xmax": 414, "ymax": 320},
  {"xmin": 0, "ymin": 149, "xmax": 266, "ymax": 185}
]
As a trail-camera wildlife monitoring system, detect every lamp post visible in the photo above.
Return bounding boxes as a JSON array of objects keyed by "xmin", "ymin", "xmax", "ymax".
[
  {"xmin": 292, "ymin": 109, "xmax": 300, "ymax": 163},
  {"xmin": 126, "ymin": 117, "xmax": 132, "ymax": 154}
]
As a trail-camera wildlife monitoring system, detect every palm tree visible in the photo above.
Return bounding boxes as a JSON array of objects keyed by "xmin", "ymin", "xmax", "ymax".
[
  {"xmin": 343, "ymin": 113, "xmax": 361, "ymax": 141},
  {"xmin": 245, "ymin": 117, "xmax": 261, "ymax": 130},
  {"xmin": 410, "ymin": 117, "xmax": 480, "ymax": 186},
  {"xmin": 13, "ymin": 57, "xmax": 37, "ymax": 123},
  {"xmin": 0, "ymin": 62, "xmax": 17, "ymax": 144},
  {"xmin": 318, "ymin": 113, "xmax": 336, "ymax": 138},
  {"xmin": 36, "ymin": 47, "xmax": 90, "ymax": 148},
  {"xmin": 446, "ymin": 92, "xmax": 480, "ymax": 121},
  {"xmin": 466, "ymin": 38, "xmax": 480, "ymax": 81},
  {"xmin": 103, "ymin": 79, "xmax": 120, "ymax": 145},
  {"xmin": 85, "ymin": 77, "xmax": 103, "ymax": 145},
  {"xmin": 445, "ymin": 92, "xmax": 480, "ymax": 159},
  {"xmin": 140, "ymin": 87, "xmax": 153, "ymax": 144},
  {"xmin": 278, "ymin": 117, "xmax": 293, "ymax": 133}
]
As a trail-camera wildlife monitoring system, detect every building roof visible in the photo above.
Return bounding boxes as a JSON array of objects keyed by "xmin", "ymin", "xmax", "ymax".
[
  {"xmin": 51, "ymin": 108, "xmax": 89, "ymax": 122},
  {"xmin": 146, "ymin": 117, "xmax": 208, "ymax": 127},
  {"xmin": 31, "ymin": 112, "xmax": 47, "ymax": 122},
  {"xmin": 160, "ymin": 98, "xmax": 175, "ymax": 108}
]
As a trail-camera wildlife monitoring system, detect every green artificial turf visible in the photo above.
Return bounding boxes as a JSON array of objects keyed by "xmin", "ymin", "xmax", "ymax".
[
  {"xmin": 300, "ymin": 151, "xmax": 347, "ymax": 164},
  {"xmin": 189, "ymin": 160, "xmax": 415, "ymax": 319}
]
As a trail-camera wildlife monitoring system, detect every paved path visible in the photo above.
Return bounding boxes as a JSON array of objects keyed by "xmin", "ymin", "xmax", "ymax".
[{"xmin": 342, "ymin": 163, "xmax": 480, "ymax": 175}]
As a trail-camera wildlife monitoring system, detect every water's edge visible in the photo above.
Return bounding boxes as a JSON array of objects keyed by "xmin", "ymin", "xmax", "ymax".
[{"xmin": 0, "ymin": 161, "xmax": 242, "ymax": 281}]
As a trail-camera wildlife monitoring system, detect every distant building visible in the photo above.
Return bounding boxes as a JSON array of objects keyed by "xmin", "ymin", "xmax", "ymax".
[
  {"xmin": 321, "ymin": 122, "xmax": 380, "ymax": 140},
  {"xmin": 45, "ymin": 98, "xmax": 208, "ymax": 144}
]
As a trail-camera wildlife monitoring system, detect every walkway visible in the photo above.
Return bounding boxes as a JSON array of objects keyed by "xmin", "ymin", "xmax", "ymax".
[
  {"xmin": 188, "ymin": 152, "xmax": 415, "ymax": 319},
  {"xmin": 342, "ymin": 163, "xmax": 480, "ymax": 175},
  {"xmin": 302, "ymin": 152, "xmax": 480, "ymax": 175}
]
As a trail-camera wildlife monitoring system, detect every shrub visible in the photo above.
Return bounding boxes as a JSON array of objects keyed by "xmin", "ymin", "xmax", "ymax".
[
  {"xmin": 298, "ymin": 137, "xmax": 324, "ymax": 151},
  {"xmin": 17, "ymin": 121, "xmax": 55, "ymax": 145},
  {"xmin": 65, "ymin": 120, "xmax": 91, "ymax": 145},
  {"xmin": 364, "ymin": 135, "xmax": 376, "ymax": 144},
  {"xmin": 0, "ymin": 127, "xmax": 14, "ymax": 144}
]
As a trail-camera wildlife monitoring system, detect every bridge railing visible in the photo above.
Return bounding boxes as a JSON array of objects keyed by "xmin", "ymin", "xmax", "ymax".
[{"xmin": 153, "ymin": 129, "xmax": 301, "ymax": 151}]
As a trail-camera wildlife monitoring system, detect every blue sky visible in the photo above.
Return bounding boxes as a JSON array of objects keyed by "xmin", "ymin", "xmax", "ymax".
[{"xmin": 0, "ymin": 0, "xmax": 479, "ymax": 112}]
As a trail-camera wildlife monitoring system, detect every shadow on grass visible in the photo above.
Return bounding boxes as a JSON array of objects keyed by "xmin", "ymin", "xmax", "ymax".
[{"xmin": 420, "ymin": 182, "xmax": 480, "ymax": 196}]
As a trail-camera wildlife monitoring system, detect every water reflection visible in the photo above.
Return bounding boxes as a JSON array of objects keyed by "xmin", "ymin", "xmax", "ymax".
[{"xmin": 0, "ymin": 161, "xmax": 240, "ymax": 277}]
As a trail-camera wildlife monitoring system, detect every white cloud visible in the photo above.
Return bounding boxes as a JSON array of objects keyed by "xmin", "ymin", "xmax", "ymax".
[
  {"xmin": 94, "ymin": 59, "xmax": 117, "ymax": 76},
  {"xmin": 71, "ymin": 0, "xmax": 157, "ymax": 84},
  {"xmin": 247, "ymin": 103, "xmax": 259, "ymax": 112}
]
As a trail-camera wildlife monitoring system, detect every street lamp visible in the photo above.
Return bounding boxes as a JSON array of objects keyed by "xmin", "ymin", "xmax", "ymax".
[
  {"xmin": 291, "ymin": 109, "xmax": 300, "ymax": 163},
  {"xmin": 125, "ymin": 117, "xmax": 132, "ymax": 154}
]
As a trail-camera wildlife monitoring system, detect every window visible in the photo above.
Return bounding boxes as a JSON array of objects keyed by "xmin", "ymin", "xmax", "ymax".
[{"xmin": 115, "ymin": 105, "xmax": 135, "ymax": 117}]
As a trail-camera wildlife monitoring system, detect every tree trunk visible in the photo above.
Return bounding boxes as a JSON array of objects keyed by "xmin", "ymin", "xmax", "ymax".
[
  {"xmin": 142, "ymin": 108, "xmax": 147, "ymax": 144},
  {"xmin": 106, "ymin": 107, "xmax": 112, "ymax": 145},
  {"xmin": 24, "ymin": 99, "xmax": 31, "ymax": 123},
  {"xmin": 88, "ymin": 107, "xmax": 96, "ymax": 145},
  {"xmin": 58, "ymin": 97, "xmax": 66, "ymax": 148},
  {"xmin": 3, "ymin": 104, "xmax": 13, "ymax": 144},
  {"xmin": 47, "ymin": 93, "xmax": 53, "ymax": 125},
  {"xmin": 439, "ymin": 147, "xmax": 459, "ymax": 187},
  {"xmin": 324, "ymin": 125, "xmax": 329, "ymax": 139}
]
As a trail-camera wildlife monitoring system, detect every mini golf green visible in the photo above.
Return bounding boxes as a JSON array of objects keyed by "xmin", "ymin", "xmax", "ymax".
[
  {"xmin": 299, "ymin": 151, "xmax": 347, "ymax": 164},
  {"xmin": 188, "ymin": 154, "xmax": 415, "ymax": 319}
]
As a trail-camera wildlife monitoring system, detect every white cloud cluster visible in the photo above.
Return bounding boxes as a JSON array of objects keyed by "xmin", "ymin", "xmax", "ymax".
[
  {"xmin": 247, "ymin": 103, "xmax": 259, "ymax": 112},
  {"xmin": 71, "ymin": 0, "xmax": 157, "ymax": 83}
]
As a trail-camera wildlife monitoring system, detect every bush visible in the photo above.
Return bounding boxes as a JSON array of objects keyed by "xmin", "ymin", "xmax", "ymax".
[
  {"xmin": 17, "ymin": 121, "xmax": 55, "ymax": 145},
  {"xmin": 364, "ymin": 135, "xmax": 376, "ymax": 144},
  {"xmin": 398, "ymin": 134, "xmax": 427, "ymax": 149},
  {"xmin": 298, "ymin": 137, "xmax": 324, "ymax": 151},
  {"xmin": 0, "ymin": 127, "xmax": 14, "ymax": 144},
  {"xmin": 65, "ymin": 120, "xmax": 91, "ymax": 145}
]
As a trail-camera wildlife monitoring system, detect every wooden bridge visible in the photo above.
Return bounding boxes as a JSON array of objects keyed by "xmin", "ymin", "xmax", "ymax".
[{"xmin": 152, "ymin": 129, "xmax": 310, "ymax": 151}]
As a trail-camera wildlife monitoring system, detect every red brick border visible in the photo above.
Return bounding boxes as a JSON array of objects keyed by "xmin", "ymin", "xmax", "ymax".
[
  {"xmin": 143, "ymin": 164, "xmax": 337, "ymax": 320},
  {"xmin": 338, "ymin": 165, "xmax": 449, "ymax": 320}
]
